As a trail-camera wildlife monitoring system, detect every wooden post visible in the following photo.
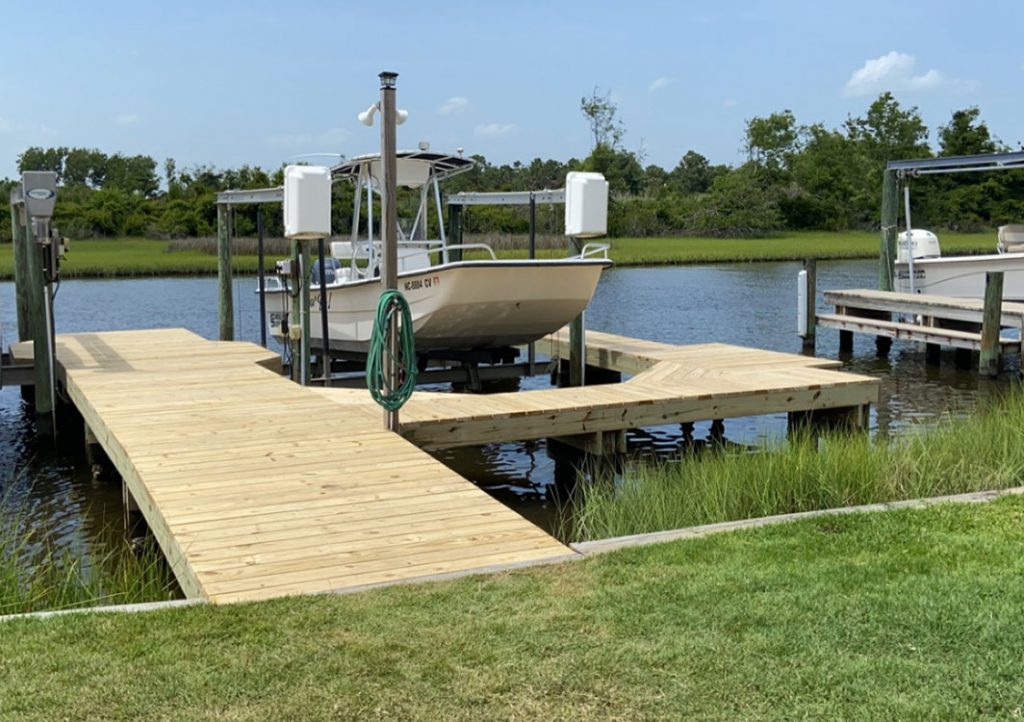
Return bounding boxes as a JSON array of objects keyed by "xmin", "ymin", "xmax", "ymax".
[
  {"xmin": 568, "ymin": 236, "xmax": 585, "ymax": 387},
  {"xmin": 801, "ymin": 258, "xmax": 816, "ymax": 353},
  {"xmin": 879, "ymin": 169, "xmax": 898, "ymax": 292},
  {"xmin": 23, "ymin": 221, "xmax": 54, "ymax": 419},
  {"xmin": 256, "ymin": 206, "xmax": 267, "ymax": 348},
  {"xmin": 317, "ymin": 237, "xmax": 331, "ymax": 385},
  {"xmin": 447, "ymin": 202, "xmax": 463, "ymax": 263},
  {"xmin": 289, "ymin": 238, "xmax": 301, "ymax": 383},
  {"xmin": 979, "ymin": 271, "xmax": 1004, "ymax": 377},
  {"xmin": 877, "ymin": 169, "xmax": 898, "ymax": 356},
  {"xmin": 10, "ymin": 199, "xmax": 30, "ymax": 341},
  {"xmin": 216, "ymin": 203, "xmax": 234, "ymax": 341},
  {"xmin": 300, "ymin": 241, "xmax": 312, "ymax": 385}
]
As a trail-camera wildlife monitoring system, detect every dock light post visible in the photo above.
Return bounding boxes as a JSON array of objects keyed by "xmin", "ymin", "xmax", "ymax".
[{"xmin": 380, "ymin": 71, "xmax": 401, "ymax": 432}]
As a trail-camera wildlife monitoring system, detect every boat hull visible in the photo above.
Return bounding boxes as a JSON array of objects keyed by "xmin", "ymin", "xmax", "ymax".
[
  {"xmin": 895, "ymin": 252, "xmax": 1024, "ymax": 301},
  {"xmin": 265, "ymin": 259, "xmax": 610, "ymax": 353}
]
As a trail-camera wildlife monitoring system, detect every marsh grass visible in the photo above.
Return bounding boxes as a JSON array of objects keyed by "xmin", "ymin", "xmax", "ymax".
[
  {"xmin": 0, "ymin": 485, "xmax": 179, "ymax": 615},
  {"xmin": 166, "ymin": 236, "xmax": 294, "ymax": 256},
  {"xmin": 0, "ymin": 231, "xmax": 997, "ymax": 279},
  {"xmin": 573, "ymin": 389, "xmax": 1024, "ymax": 541}
]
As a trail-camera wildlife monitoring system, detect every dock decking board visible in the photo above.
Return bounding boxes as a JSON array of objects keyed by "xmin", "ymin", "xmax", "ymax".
[
  {"xmin": 13, "ymin": 329, "xmax": 572, "ymax": 603},
  {"xmin": 12, "ymin": 326, "xmax": 878, "ymax": 604},
  {"xmin": 314, "ymin": 330, "xmax": 879, "ymax": 451}
]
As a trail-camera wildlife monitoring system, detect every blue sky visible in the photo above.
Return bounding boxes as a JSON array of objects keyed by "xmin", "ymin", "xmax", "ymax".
[{"xmin": 2, "ymin": 1, "xmax": 1022, "ymax": 181}]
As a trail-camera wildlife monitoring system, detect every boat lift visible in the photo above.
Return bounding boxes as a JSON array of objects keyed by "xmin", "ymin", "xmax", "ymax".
[{"xmin": 880, "ymin": 151, "xmax": 1024, "ymax": 294}]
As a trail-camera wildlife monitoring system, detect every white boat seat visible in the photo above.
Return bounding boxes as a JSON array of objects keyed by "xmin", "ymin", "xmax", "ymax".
[
  {"xmin": 998, "ymin": 225, "xmax": 1024, "ymax": 253},
  {"xmin": 398, "ymin": 247, "xmax": 432, "ymax": 272}
]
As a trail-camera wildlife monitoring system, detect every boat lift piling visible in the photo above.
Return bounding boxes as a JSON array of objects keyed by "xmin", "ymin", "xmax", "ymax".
[{"xmin": 7, "ymin": 172, "xmax": 64, "ymax": 432}]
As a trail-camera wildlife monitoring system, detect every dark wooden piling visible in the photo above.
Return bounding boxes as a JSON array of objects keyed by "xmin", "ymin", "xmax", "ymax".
[
  {"xmin": 217, "ymin": 204, "xmax": 234, "ymax": 341},
  {"xmin": 447, "ymin": 202, "xmax": 463, "ymax": 263},
  {"xmin": 10, "ymin": 199, "xmax": 29, "ymax": 341},
  {"xmin": 979, "ymin": 271, "xmax": 1004, "ymax": 377},
  {"xmin": 879, "ymin": 169, "xmax": 898, "ymax": 293},
  {"xmin": 568, "ymin": 237, "xmax": 585, "ymax": 387}
]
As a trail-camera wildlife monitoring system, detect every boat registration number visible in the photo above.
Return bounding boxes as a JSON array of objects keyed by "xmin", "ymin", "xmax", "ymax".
[{"xmin": 404, "ymin": 276, "xmax": 440, "ymax": 292}]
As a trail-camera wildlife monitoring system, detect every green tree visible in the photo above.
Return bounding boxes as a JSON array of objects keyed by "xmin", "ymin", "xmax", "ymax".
[
  {"xmin": 17, "ymin": 147, "xmax": 69, "ymax": 180},
  {"xmin": 669, "ymin": 150, "xmax": 724, "ymax": 194},
  {"xmin": 580, "ymin": 87, "xmax": 624, "ymax": 150},
  {"xmin": 690, "ymin": 163, "xmax": 782, "ymax": 237},
  {"xmin": 582, "ymin": 144, "xmax": 644, "ymax": 196},
  {"xmin": 745, "ymin": 111, "xmax": 800, "ymax": 172},
  {"xmin": 938, "ymin": 108, "xmax": 1000, "ymax": 157},
  {"xmin": 845, "ymin": 92, "xmax": 930, "ymax": 165}
]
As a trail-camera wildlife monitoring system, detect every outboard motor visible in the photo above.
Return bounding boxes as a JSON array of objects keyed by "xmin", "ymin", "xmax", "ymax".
[{"xmin": 896, "ymin": 229, "xmax": 941, "ymax": 263}]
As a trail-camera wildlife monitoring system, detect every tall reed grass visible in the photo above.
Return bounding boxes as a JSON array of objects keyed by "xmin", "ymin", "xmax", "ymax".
[
  {"xmin": 572, "ymin": 390, "xmax": 1024, "ymax": 541},
  {"xmin": 166, "ymin": 236, "xmax": 293, "ymax": 256},
  {"xmin": 0, "ymin": 487, "xmax": 179, "ymax": 615}
]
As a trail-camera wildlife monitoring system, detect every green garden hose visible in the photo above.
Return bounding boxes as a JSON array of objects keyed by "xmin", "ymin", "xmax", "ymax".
[{"xmin": 366, "ymin": 289, "xmax": 417, "ymax": 412}]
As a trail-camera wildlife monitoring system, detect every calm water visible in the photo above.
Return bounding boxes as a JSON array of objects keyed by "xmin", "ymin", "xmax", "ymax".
[{"xmin": 0, "ymin": 260, "xmax": 1006, "ymax": 553}]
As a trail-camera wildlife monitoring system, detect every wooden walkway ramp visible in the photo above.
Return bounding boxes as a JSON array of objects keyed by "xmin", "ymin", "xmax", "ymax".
[
  {"xmin": 12, "ymin": 329, "xmax": 574, "ymax": 604},
  {"xmin": 315, "ymin": 330, "xmax": 879, "ymax": 450}
]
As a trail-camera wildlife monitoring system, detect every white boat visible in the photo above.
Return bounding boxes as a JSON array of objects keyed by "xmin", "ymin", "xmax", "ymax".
[
  {"xmin": 894, "ymin": 225, "xmax": 1024, "ymax": 301},
  {"xmin": 263, "ymin": 150, "xmax": 612, "ymax": 354}
]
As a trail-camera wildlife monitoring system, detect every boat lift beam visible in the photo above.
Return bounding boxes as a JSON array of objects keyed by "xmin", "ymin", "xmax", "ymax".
[
  {"xmin": 216, "ymin": 187, "xmax": 284, "ymax": 206},
  {"xmin": 888, "ymin": 151, "xmax": 1024, "ymax": 177},
  {"xmin": 447, "ymin": 190, "xmax": 565, "ymax": 205}
]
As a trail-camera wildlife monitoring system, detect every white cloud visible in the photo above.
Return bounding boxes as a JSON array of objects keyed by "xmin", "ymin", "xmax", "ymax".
[
  {"xmin": 264, "ymin": 127, "xmax": 351, "ymax": 148},
  {"xmin": 842, "ymin": 51, "xmax": 949, "ymax": 97},
  {"xmin": 0, "ymin": 117, "xmax": 12, "ymax": 132},
  {"xmin": 722, "ymin": 99, "xmax": 738, "ymax": 109},
  {"xmin": 114, "ymin": 112, "xmax": 140, "ymax": 126},
  {"xmin": 474, "ymin": 123, "xmax": 518, "ymax": 138},
  {"xmin": 648, "ymin": 77, "xmax": 673, "ymax": 92},
  {"xmin": 438, "ymin": 96, "xmax": 468, "ymax": 115}
]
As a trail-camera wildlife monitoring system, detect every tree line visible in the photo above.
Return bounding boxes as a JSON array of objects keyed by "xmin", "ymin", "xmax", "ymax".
[{"xmin": 3, "ymin": 91, "xmax": 1022, "ymax": 242}]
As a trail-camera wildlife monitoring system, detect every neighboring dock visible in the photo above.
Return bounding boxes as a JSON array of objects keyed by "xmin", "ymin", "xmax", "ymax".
[
  {"xmin": 12, "ymin": 327, "xmax": 879, "ymax": 604},
  {"xmin": 816, "ymin": 286, "xmax": 1022, "ymax": 375}
]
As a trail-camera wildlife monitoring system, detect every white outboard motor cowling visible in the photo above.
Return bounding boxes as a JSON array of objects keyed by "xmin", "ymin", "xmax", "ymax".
[{"xmin": 896, "ymin": 229, "xmax": 941, "ymax": 263}]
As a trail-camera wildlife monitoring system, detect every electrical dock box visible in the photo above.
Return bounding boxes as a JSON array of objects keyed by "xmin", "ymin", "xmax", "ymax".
[
  {"xmin": 564, "ymin": 171, "xmax": 608, "ymax": 238},
  {"xmin": 283, "ymin": 165, "xmax": 332, "ymax": 240}
]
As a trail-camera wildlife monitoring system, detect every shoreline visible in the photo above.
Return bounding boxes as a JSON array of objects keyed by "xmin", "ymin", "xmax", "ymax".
[{"xmin": 0, "ymin": 231, "xmax": 995, "ymax": 280}]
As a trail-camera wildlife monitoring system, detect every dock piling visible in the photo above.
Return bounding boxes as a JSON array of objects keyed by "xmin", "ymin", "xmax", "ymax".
[
  {"xmin": 10, "ymin": 198, "xmax": 29, "ymax": 341},
  {"xmin": 800, "ymin": 258, "xmax": 816, "ymax": 353},
  {"xmin": 216, "ymin": 204, "xmax": 234, "ymax": 341},
  {"xmin": 880, "ymin": 169, "xmax": 898, "ymax": 293},
  {"xmin": 979, "ymin": 271, "xmax": 1005, "ymax": 377},
  {"xmin": 568, "ymin": 237, "xmax": 585, "ymax": 386}
]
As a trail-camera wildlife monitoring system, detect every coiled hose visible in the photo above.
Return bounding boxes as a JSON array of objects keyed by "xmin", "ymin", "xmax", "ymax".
[{"xmin": 366, "ymin": 290, "xmax": 417, "ymax": 411}]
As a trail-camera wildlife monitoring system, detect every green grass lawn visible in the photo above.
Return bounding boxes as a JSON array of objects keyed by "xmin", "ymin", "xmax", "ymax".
[
  {"xmin": 3, "ymin": 497, "xmax": 1023, "ymax": 720},
  {"xmin": 0, "ymin": 231, "xmax": 997, "ymax": 279}
]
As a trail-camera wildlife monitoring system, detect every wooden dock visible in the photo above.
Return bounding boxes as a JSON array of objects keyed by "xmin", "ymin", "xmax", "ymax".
[
  {"xmin": 11, "ymin": 327, "xmax": 879, "ymax": 604},
  {"xmin": 11, "ymin": 330, "xmax": 574, "ymax": 604},
  {"xmin": 818, "ymin": 289, "xmax": 1023, "ymax": 374},
  {"xmin": 315, "ymin": 329, "xmax": 878, "ymax": 451}
]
